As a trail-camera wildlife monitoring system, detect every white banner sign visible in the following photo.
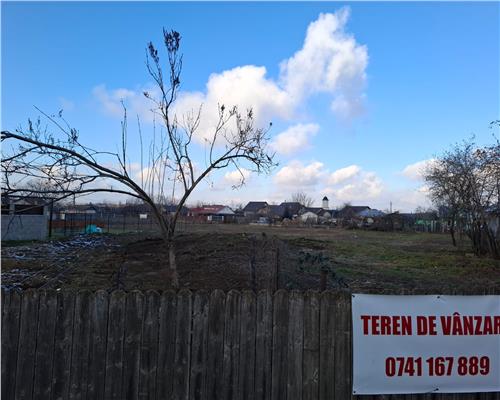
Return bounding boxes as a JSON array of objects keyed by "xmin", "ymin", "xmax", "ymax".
[{"xmin": 352, "ymin": 294, "xmax": 500, "ymax": 394}]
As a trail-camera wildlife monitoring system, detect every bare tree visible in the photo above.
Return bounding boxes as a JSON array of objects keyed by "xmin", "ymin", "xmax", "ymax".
[
  {"xmin": 1, "ymin": 29, "xmax": 277, "ymax": 286},
  {"xmin": 424, "ymin": 133, "xmax": 499, "ymax": 258},
  {"xmin": 290, "ymin": 191, "xmax": 314, "ymax": 207}
]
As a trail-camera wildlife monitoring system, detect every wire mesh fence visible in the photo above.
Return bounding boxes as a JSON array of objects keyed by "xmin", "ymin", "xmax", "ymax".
[{"xmin": 49, "ymin": 213, "xmax": 230, "ymax": 237}]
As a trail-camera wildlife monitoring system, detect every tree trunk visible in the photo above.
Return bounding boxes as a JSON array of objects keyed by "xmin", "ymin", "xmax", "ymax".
[
  {"xmin": 450, "ymin": 224, "xmax": 457, "ymax": 247},
  {"xmin": 168, "ymin": 239, "xmax": 179, "ymax": 288}
]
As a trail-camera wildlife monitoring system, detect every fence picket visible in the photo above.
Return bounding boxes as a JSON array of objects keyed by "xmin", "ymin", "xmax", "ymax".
[
  {"xmin": 173, "ymin": 289, "xmax": 193, "ymax": 400},
  {"xmin": 303, "ymin": 290, "xmax": 320, "ymax": 400},
  {"xmin": 271, "ymin": 290, "xmax": 289, "ymax": 400},
  {"xmin": 104, "ymin": 290, "xmax": 126, "ymax": 400},
  {"xmin": 32, "ymin": 290, "xmax": 58, "ymax": 400},
  {"xmin": 206, "ymin": 289, "xmax": 226, "ymax": 400},
  {"xmin": 51, "ymin": 290, "xmax": 75, "ymax": 400},
  {"xmin": 255, "ymin": 289, "xmax": 273, "ymax": 400},
  {"xmin": 335, "ymin": 291, "xmax": 351, "ymax": 400},
  {"xmin": 139, "ymin": 290, "xmax": 160, "ymax": 400},
  {"xmin": 190, "ymin": 290, "xmax": 210, "ymax": 400},
  {"xmin": 287, "ymin": 290, "xmax": 304, "ymax": 400},
  {"xmin": 319, "ymin": 291, "xmax": 336, "ymax": 400},
  {"xmin": 69, "ymin": 290, "xmax": 92, "ymax": 400},
  {"xmin": 15, "ymin": 290, "xmax": 40, "ymax": 400},
  {"xmin": 122, "ymin": 291, "xmax": 144, "ymax": 400},
  {"xmin": 86, "ymin": 290, "xmax": 109, "ymax": 400},
  {"xmin": 222, "ymin": 289, "xmax": 241, "ymax": 400},
  {"xmin": 239, "ymin": 290, "xmax": 257, "ymax": 400},
  {"xmin": 2, "ymin": 290, "xmax": 21, "ymax": 400},
  {"xmin": 156, "ymin": 290, "xmax": 177, "ymax": 400}
]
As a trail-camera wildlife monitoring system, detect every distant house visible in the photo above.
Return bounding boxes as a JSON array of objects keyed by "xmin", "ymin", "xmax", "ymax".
[
  {"xmin": 280, "ymin": 202, "xmax": 302, "ymax": 219},
  {"xmin": 337, "ymin": 205, "xmax": 371, "ymax": 219},
  {"xmin": 357, "ymin": 209, "xmax": 386, "ymax": 227},
  {"xmin": 188, "ymin": 205, "xmax": 235, "ymax": 222},
  {"xmin": 59, "ymin": 203, "xmax": 99, "ymax": 220},
  {"xmin": 242, "ymin": 201, "xmax": 268, "ymax": 218},
  {"xmin": 165, "ymin": 205, "xmax": 189, "ymax": 217},
  {"xmin": 299, "ymin": 208, "xmax": 320, "ymax": 224},
  {"xmin": 377, "ymin": 211, "xmax": 439, "ymax": 232},
  {"xmin": 298, "ymin": 207, "xmax": 335, "ymax": 224},
  {"xmin": 259, "ymin": 204, "xmax": 286, "ymax": 222}
]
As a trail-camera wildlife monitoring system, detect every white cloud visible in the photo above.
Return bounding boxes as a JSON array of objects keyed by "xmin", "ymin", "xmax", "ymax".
[
  {"xmin": 401, "ymin": 159, "xmax": 436, "ymax": 181},
  {"xmin": 279, "ymin": 9, "xmax": 368, "ymax": 120},
  {"xmin": 328, "ymin": 164, "xmax": 361, "ymax": 185},
  {"xmin": 269, "ymin": 123, "xmax": 319, "ymax": 156},
  {"xmin": 173, "ymin": 65, "xmax": 293, "ymax": 143},
  {"xmin": 224, "ymin": 168, "xmax": 252, "ymax": 187},
  {"xmin": 58, "ymin": 97, "xmax": 75, "ymax": 112},
  {"xmin": 325, "ymin": 170, "xmax": 383, "ymax": 203},
  {"xmin": 274, "ymin": 160, "xmax": 326, "ymax": 187},
  {"xmin": 330, "ymin": 94, "xmax": 365, "ymax": 121},
  {"xmin": 92, "ymin": 84, "xmax": 159, "ymax": 122},
  {"xmin": 93, "ymin": 8, "xmax": 368, "ymax": 142}
]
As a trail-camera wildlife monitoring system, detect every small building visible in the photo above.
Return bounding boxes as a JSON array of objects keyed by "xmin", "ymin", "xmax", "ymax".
[
  {"xmin": 337, "ymin": 205, "xmax": 370, "ymax": 219},
  {"xmin": 59, "ymin": 203, "xmax": 99, "ymax": 220},
  {"xmin": 279, "ymin": 202, "xmax": 302, "ymax": 219},
  {"xmin": 165, "ymin": 205, "xmax": 189, "ymax": 217},
  {"xmin": 242, "ymin": 201, "xmax": 268, "ymax": 218},
  {"xmin": 188, "ymin": 205, "xmax": 236, "ymax": 223},
  {"xmin": 357, "ymin": 209, "xmax": 386, "ymax": 227},
  {"xmin": 1, "ymin": 195, "xmax": 50, "ymax": 241},
  {"xmin": 261, "ymin": 204, "xmax": 286, "ymax": 223},
  {"xmin": 299, "ymin": 209, "xmax": 319, "ymax": 224}
]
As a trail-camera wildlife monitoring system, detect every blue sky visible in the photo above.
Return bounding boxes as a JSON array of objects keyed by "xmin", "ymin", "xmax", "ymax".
[{"xmin": 2, "ymin": 2, "xmax": 499, "ymax": 211}]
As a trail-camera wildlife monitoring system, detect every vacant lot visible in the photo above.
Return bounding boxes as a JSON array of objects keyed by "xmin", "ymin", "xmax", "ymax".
[{"xmin": 2, "ymin": 224, "xmax": 499, "ymax": 293}]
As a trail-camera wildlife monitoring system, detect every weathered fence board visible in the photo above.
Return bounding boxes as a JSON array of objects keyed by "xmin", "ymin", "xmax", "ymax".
[
  {"xmin": 139, "ymin": 290, "xmax": 160, "ymax": 400},
  {"xmin": 104, "ymin": 290, "xmax": 126, "ymax": 400},
  {"xmin": 86, "ymin": 289, "xmax": 108, "ymax": 400},
  {"xmin": 334, "ymin": 291, "xmax": 351, "ymax": 400},
  {"xmin": 121, "ymin": 291, "xmax": 144, "ymax": 400},
  {"xmin": 222, "ymin": 290, "xmax": 241, "ymax": 400},
  {"xmin": 287, "ymin": 290, "xmax": 304, "ymax": 400},
  {"xmin": 173, "ymin": 289, "xmax": 193, "ymax": 400},
  {"xmin": 189, "ymin": 290, "xmax": 209, "ymax": 400},
  {"xmin": 206, "ymin": 289, "xmax": 225, "ymax": 400},
  {"xmin": 239, "ymin": 290, "xmax": 257, "ymax": 400},
  {"xmin": 33, "ymin": 290, "xmax": 57, "ymax": 400},
  {"xmin": 69, "ymin": 290, "xmax": 92, "ymax": 400},
  {"xmin": 15, "ymin": 289, "xmax": 39, "ymax": 400},
  {"xmin": 271, "ymin": 290, "xmax": 289, "ymax": 400},
  {"xmin": 319, "ymin": 290, "xmax": 337, "ymax": 400},
  {"xmin": 303, "ymin": 290, "xmax": 320, "ymax": 400},
  {"xmin": 2, "ymin": 290, "xmax": 22, "ymax": 400},
  {"xmin": 156, "ymin": 290, "xmax": 177, "ymax": 400},
  {"xmin": 52, "ymin": 290, "xmax": 75, "ymax": 400},
  {"xmin": 1, "ymin": 289, "xmax": 498, "ymax": 400},
  {"xmin": 254, "ymin": 289, "xmax": 273, "ymax": 400}
]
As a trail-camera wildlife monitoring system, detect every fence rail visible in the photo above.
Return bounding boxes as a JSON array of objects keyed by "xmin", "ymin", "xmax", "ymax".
[{"xmin": 1, "ymin": 289, "xmax": 498, "ymax": 400}]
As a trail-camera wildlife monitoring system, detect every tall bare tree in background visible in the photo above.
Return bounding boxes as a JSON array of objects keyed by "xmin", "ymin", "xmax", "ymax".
[
  {"xmin": 1, "ymin": 29, "xmax": 277, "ymax": 286},
  {"xmin": 424, "ymin": 128, "xmax": 499, "ymax": 259},
  {"xmin": 290, "ymin": 191, "xmax": 314, "ymax": 207}
]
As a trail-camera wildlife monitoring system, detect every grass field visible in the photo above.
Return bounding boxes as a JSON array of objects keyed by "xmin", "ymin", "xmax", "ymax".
[{"xmin": 2, "ymin": 224, "xmax": 499, "ymax": 293}]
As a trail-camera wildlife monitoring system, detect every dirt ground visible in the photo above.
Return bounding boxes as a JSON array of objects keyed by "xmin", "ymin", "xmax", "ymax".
[{"xmin": 2, "ymin": 224, "xmax": 500, "ymax": 293}]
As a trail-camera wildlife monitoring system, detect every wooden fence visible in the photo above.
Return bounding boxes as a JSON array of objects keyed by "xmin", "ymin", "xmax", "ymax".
[{"xmin": 1, "ymin": 289, "xmax": 498, "ymax": 400}]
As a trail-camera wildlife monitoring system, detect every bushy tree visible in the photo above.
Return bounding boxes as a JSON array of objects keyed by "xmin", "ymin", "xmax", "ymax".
[
  {"xmin": 424, "ymin": 131, "xmax": 499, "ymax": 258},
  {"xmin": 1, "ymin": 29, "xmax": 277, "ymax": 286}
]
